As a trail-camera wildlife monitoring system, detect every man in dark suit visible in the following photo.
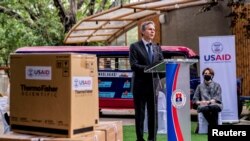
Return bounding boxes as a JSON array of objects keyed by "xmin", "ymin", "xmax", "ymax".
[{"xmin": 129, "ymin": 21, "xmax": 164, "ymax": 141}]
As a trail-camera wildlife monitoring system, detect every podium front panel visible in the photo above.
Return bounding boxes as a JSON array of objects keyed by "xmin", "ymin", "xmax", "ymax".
[
  {"xmin": 144, "ymin": 59, "xmax": 197, "ymax": 141},
  {"xmin": 166, "ymin": 62, "xmax": 191, "ymax": 141}
]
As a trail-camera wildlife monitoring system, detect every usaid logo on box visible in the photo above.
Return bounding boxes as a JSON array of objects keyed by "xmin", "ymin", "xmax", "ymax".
[
  {"xmin": 26, "ymin": 66, "xmax": 52, "ymax": 80},
  {"xmin": 73, "ymin": 76, "xmax": 93, "ymax": 91}
]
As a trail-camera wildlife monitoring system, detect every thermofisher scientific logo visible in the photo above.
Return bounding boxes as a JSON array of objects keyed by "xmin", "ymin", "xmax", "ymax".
[
  {"xmin": 26, "ymin": 66, "xmax": 51, "ymax": 80},
  {"xmin": 73, "ymin": 76, "xmax": 93, "ymax": 91},
  {"xmin": 203, "ymin": 42, "xmax": 231, "ymax": 63},
  {"xmin": 171, "ymin": 89, "xmax": 186, "ymax": 109}
]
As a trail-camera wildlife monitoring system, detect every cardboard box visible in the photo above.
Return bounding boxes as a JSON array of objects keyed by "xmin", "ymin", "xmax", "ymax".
[
  {"xmin": 0, "ymin": 132, "xmax": 40, "ymax": 141},
  {"xmin": 93, "ymin": 131, "xmax": 105, "ymax": 141},
  {"xmin": 95, "ymin": 121, "xmax": 123, "ymax": 141},
  {"xmin": 0, "ymin": 131, "xmax": 104, "ymax": 141},
  {"xmin": 40, "ymin": 131, "xmax": 94, "ymax": 141},
  {"xmin": 41, "ymin": 131, "xmax": 105, "ymax": 141},
  {"xmin": 10, "ymin": 53, "xmax": 99, "ymax": 137}
]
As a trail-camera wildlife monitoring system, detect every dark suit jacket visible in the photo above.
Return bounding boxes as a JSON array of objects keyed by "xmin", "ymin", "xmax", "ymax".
[{"xmin": 129, "ymin": 40, "xmax": 164, "ymax": 95}]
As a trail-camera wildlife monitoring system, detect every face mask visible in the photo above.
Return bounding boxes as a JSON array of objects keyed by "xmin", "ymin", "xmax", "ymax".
[{"xmin": 204, "ymin": 75, "xmax": 212, "ymax": 81}]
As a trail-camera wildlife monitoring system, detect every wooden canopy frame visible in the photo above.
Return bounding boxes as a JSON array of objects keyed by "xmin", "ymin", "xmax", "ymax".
[{"xmin": 64, "ymin": 0, "xmax": 209, "ymax": 44}]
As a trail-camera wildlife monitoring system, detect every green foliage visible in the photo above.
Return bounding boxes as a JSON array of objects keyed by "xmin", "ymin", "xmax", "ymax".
[
  {"xmin": 199, "ymin": 0, "xmax": 250, "ymax": 38},
  {"xmin": 0, "ymin": 0, "xmax": 64, "ymax": 66},
  {"xmin": 0, "ymin": 0, "xmax": 115, "ymax": 67},
  {"xmin": 127, "ymin": 26, "xmax": 138, "ymax": 45},
  {"xmin": 86, "ymin": 41, "xmax": 106, "ymax": 46},
  {"xmin": 76, "ymin": 0, "xmax": 112, "ymax": 20},
  {"xmin": 245, "ymin": 100, "xmax": 250, "ymax": 111}
]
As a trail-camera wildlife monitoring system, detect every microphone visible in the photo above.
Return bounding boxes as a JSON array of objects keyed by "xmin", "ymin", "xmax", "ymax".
[
  {"xmin": 152, "ymin": 47, "xmax": 165, "ymax": 79},
  {"xmin": 144, "ymin": 46, "xmax": 164, "ymax": 73}
]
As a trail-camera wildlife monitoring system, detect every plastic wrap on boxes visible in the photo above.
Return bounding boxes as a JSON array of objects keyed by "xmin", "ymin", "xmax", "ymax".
[{"xmin": 0, "ymin": 96, "xmax": 10, "ymax": 134}]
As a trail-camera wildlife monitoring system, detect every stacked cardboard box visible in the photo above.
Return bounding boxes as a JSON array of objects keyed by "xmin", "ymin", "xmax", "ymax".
[
  {"xmin": 95, "ymin": 121, "xmax": 123, "ymax": 141},
  {"xmin": 40, "ymin": 131, "xmax": 105, "ymax": 141},
  {"xmin": 0, "ymin": 131, "xmax": 103, "ymax": 141},
  {"xmin": 0, "ymin": 121, "xmax": 123, "ymax": 141},
  {"xmin": 0, "ymin": 53, "xmax": 124, "ymax": 141},
  {"xmin": 0, "ymin": 132, "xmax": 41, "ymax": 141},
  {"xmin": 9, "ymin": 53, "xmax": 99, "ymax": 138}
]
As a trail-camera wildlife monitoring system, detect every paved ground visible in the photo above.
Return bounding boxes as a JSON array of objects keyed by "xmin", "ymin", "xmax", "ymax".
[
  {"xmin": 100, "ymin": 107, "xmax": 250, "ymax": 125},
  {"xmin": 100, "ymin": 109, "xmax": 135, "ymax": 125}
]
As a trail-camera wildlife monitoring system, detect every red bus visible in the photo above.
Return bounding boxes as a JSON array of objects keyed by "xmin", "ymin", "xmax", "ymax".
[{"xmin": 15, "ymin": 46, "xmax": 199, "ymax": 110}]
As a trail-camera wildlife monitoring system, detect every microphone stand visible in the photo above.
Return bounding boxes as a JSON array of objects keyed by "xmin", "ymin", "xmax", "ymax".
[
  {"xmin": 146, "ymin": 46, "xmax": 164, "ymax": 141},
  {"xmin": 152, "ymin": 72, "xmax": 157, "ymax": 141},
  {"xmin": 152, "ymin": 48, "xmax": 164, "ymax": 141}
]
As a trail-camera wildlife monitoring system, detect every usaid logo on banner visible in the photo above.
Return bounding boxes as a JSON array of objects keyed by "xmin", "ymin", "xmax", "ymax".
[
  {"xmin": 26, "ymin": 66, "xmax": 51, "ymax": 80},
  {"xmin": 203, "ymin": 42, "xmax": 232, "ymax": 62},
  {"xmin": 73, "ymin": 76, "xmax": 93, "ymax": 91},
  {"xmin": 171, "ymin": 89, "xmax": 186, "ymax": 109},
  {"xmin": 212, "ymin": 42, "xmax": 223, "ymax": 54}
]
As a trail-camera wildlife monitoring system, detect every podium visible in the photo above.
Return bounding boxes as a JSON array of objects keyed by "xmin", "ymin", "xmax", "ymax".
[{"xmin": 145, "ymin": 59, "xmax": 198, "ymax": 141}]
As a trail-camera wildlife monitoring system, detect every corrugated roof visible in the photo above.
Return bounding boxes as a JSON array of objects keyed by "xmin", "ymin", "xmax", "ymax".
[{"xmin": 64, "ymin": 0, "xmax": 209, "ymax": 44}]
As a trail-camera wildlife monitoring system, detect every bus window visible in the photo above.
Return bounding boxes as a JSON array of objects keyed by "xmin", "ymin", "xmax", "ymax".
[
  {"xmin": 98, "ymin": 58, "xmax": 105, "ymax": 70},
  {"xmin": 118, "ymin": 58, "xmax": 130, "ymax": 70},
  {"xmin": 99, "ymin": 57, "xmax": 116, "ymax": 70}
]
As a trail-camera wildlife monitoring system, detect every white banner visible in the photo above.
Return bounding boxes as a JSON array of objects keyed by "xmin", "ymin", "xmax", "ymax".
[{"xmin": 199, "ymin": 35, "xmax": 238, "ymax": 123}]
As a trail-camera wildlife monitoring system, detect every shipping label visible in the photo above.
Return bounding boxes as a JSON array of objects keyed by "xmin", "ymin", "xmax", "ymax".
[
  {"xmin": 72, "ymin": 76, "xmax": 93, "ymax": 91},
  {"xmin": 26, "ymin": 66, "xmax": 52, "ymax": 80}
]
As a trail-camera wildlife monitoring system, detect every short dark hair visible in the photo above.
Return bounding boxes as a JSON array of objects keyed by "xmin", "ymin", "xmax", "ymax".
[
  {"xmin": 202, "ymin": 67, "xmax": 214, "ymax": 76},
  {"xmin": 140, "ymin": 21, "xmax": 155, "ymax": 36}
]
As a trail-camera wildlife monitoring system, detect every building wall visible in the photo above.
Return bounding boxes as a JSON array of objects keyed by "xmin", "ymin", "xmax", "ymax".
[
  {"xmin": 161, "ymin": 2, "xmax": 232, "ymax": 53},
  {"xmin": 138, "ymin": 15, "xmax": 161, "ymax": 45}
]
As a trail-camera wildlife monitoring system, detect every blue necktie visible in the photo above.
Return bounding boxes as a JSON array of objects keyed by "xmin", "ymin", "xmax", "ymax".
[{"xmin": 146, "ymin": 43, "xmax": 153, "ymax": 63}]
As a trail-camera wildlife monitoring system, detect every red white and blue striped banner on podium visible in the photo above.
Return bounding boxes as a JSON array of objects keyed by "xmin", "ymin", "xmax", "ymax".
[{"xmin": 165, "ymin": 59, "xmax": 197, "ymax": 141}]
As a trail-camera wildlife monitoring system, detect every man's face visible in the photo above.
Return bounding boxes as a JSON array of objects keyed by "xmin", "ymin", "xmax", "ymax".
[{"xmin": 142, "ymin": 23, "xmax": 155, "ymax": 41}]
